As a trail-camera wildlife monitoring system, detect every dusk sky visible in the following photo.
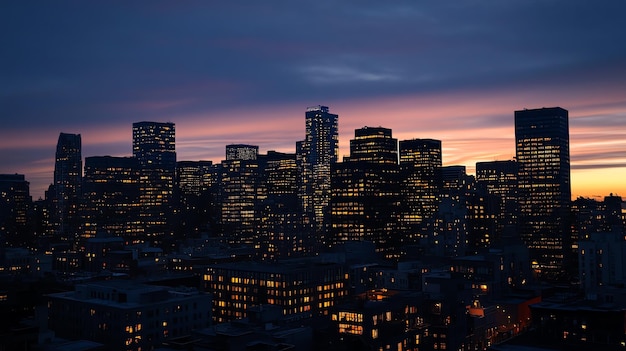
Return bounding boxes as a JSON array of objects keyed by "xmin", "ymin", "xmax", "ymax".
[{"xmin": 2, "ymin": 1, "xmax": 625, "ymax": 200}]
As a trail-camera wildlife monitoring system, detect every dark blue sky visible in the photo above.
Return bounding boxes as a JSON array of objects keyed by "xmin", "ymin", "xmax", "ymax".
[{"xmin": 2, "ymin": 1, "xmax": 625, "ymax": 198}]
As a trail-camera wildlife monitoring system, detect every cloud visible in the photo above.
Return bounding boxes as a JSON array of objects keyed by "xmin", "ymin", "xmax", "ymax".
[
  {"xmin": 299, "ymin": 64, "xmax": 403, "ymax": 84},
  {"xmin": 2, "ymin": 0, "xmax": 626, "ymax": 198}
]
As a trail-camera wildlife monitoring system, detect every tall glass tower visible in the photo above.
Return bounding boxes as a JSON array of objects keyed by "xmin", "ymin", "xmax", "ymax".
[
  {"xmin": 132, "ymin": 121, "xmax": 176, "ymax": 244},
  {"xmin": 297, "ymin": 105, "xmax": 338, "ymax": 245},
  {"xmin": 515, "ymin": 107, "xmax": 571, "ymax": 280},
  {"xmin": 53, "ymin": 132, "xmax": 82, "ymax": 242}
]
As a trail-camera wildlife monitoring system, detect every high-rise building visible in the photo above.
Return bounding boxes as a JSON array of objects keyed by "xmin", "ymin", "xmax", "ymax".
[
  {"xmin": 435, "ymin": 166, "xmax": 473, "ymax": 257},
  {"xmin": 331, "ymin": 127, "xmax": 401, "ymax": 259},
  {"xmin": 219, "ymin": 145, "xmax": 264, "ymax": 246},
  {"xmin": 82, "ymin": 156, "xmax": 140, "ymax": 240},
  {"xmin": 132, "ymin": 122, "xmax": 176, "ymax": 244},
  {"xmin": 515, "ymin": 107, "xmax": 571, "ymax": 280},
  {"xmin": 476, "ymin": 160, "xmax": 519, "ymax": 245},
  {"xmin": 257, "ymin": 151, "xmax": 308, "ymax": 260},
  {"xmin": 347, "ymin": 126, "xmax": 398, "ymax": 164},
  {"xmin": 176, "ymin": 160, "xmax": 215, "ymax": 237},
  {"xmin": 52, "ymin": 132, "xmax": 82, "ymax": 242},
  {"xmin": 226, "ymin": 144, "xmax": 259, "ymax": 161},
  {"xmin": 398, "ymin": 139, "xmax": 442, "ymax": 252},
  {"xmin": 0, "ymin": 174, "xmax": 30, "ymax": 247},
  {"xmin": 297, "ymin": 105, "xmax": 339, "ymax": 246}
]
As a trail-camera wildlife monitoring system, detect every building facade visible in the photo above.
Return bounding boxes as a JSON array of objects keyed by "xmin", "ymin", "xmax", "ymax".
[
  {"xmin": 514, "ymin": 107, "xmax": 571, "ymax": 280},
  {"xmin": 176, "ymin": 160, "xmax": 216, "ymax": 237},
  {"xmin": 48, "ymin": 281, "xmax": 211, "ymax": 351},
  {"xmin": 297, "ymin": 106, "xmax": 339, "ymax": 246},
  {"xmin": 82, "ymin": 156, "xmax": 141, "ymax": 240},
  {"xmin": 218, "ymin": 145, "xmax": 264, "ymax": 246},
  {"xmin": 257, "ymin": 151, "xmax": 308, "ymax": 260},
  {"xmin": 398, "ymin": 139, "xmax": 442, "ymax": 253},
  {"xmin": 52, "ymin": 132, "xmax": 82, "ymax": 242},
  {"xmin": 132, "ymin": 122, "xmax": 176, "ymax": 245},
  {"xmin": 203, "ymin": 260, "xmax": 347, "ymax": 323},
  {"xmin": 0, "ymin": 174, "xmax": 30, "ymax": 247},
  {"xmin": 331, "ymin": 127, "xmax": 401, "ymax": 259},
  {"xmin": 475, "ymin": 160, "xmax": 519, "ymax": 247}
]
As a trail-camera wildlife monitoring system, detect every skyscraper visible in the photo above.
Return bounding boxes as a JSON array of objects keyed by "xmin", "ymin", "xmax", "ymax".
[
  {"xmin": 52, "ymin": 132, "xmax": 82, "ymax": 242},
  {"xmin": 82, "ymin": 156, "xmax": 140, "ymax": 240},
  {"xmin": 132, "ymin": 122, "xmax": 176, "ymax": 244},
  {"xmin": 515, "ymin": 107, "xmax": 571, "ymax": 280},
  {"xmin": 398, "ymin": 138, "xmax": 442, "ymax": 251},
  {"xmin": 297, "ymin": 105, "xmax": 338, "ymax": 245},
  {"xmin": 331, "ymin": 126, "xmax": 401, "ymax": 258},
  {"xmin": 257, "ymin": 151, "xmax": 307, "ymax": 260},
  {"xmin": 219, "ymin": 144, "xmax": 263, "ymax": 246},
  {"xmin": 176, "ymin": 160, "xmax": 215, "ymax": 238}
]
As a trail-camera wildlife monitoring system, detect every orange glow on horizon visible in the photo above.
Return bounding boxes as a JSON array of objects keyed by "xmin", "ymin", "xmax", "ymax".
[{"xmin": 2, "ymin": 88, "xmax": 624, "ymax": 200}]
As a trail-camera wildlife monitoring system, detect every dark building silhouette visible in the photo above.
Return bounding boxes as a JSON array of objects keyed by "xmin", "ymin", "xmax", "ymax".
[
  {"xmin": 475, "ymin": 160, "xmax": 519, "ymax": 246},
  {"xmin": 0, "ymin": 174, "xmax": 30, "ymax": 247},
  {"xmin": 435, "ymin": 166, "xmax": 473, "ymax": 257},
  {"xmin": 48, "ymin": 281, "xmax": 211, "ymax": 350},
  {"xmin": 82, "ymin": 156, "xmax": 140, "ymax": 240},
  {"xmin": 331, "ymin": 126, "xmax": 401, "ymax": 259},
  {"xmin": 297, "ymin": 105, "xmax": 339, "ymax": 246},
  {"xmin": 52, "ymin": 132, "xmax": 82, "ymax": 242},
  {"xmin": 176, "ymin": 160, "xmax": 215, "ymax": 237},
  {"xmin": 132, "ymin": 121, "xmax": 176, "ymax": 245},
  {"xmin": 515, "ymin": 107, "xmax": 571, "ymax": 280}
]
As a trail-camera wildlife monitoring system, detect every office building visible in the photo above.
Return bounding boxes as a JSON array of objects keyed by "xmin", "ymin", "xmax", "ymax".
[
  {"xmin": 297, "ymin": 105, "xmax": 339, "ymax": 244},
  {"xmin": 226, "ymin": 144, "xmax": 259, "ymax": 161},
  {"xmin": 329, "ymin": 290, "xmax": 426, "ymax": 351},
  {"xmin": 219, "ymin": 145, "xmax": 264, "ymax": 246},
  {"xmin": 0, "ymin": 174, "xmax": 30, "ymax": 247},
  {"xmin": 579, "ymin": 230, "xmax": 626, "ymax": 296},
  {"xmin": 257, "ymin": 151, "xmax": 309, "ymax": 260},
  {"xmin": 203, "ymin": 260, "xmax": 347, "ymax": 323},
  {"xmin": 515, "ymin": 107, "xmax": 571, "ymax": 280},
  {"xmin": 331, "ymin": 127, "xmax": 401, "ymax": 259},
  {"xmin": 434, "ymin": 166, "xmax": 473, "ymax": 257},
  {"xmin": 176, "ymin": 160, "xmax": 216, "ymax": 237},
  {"xmin": 52, "ymin": 132, "xmax": 82, "ymax": 242},
  {"xmin": 398, "ymin": 139, "xmax": 442, "ymax": 251},
  {"xmin": 82, "ymin": 156, "xmax": 141, "ymax": 240},
  {"xmin": 475, "ymin": 160, "xmax": 519, "ymax": 247},
  {"xmin": 48, "ymin": 280, "xmax": 211, "ymax": 350},
  {"xmin": 346, "ymin": 126, "xmax": 398, "ymax": 164},
  {"xmin": 132, "ymin": 121, "xmax": 176, "ymax": 244}
]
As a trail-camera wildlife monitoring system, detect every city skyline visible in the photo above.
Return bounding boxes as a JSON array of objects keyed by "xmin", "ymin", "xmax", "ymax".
[
  {"xmin": 2, "ymin": 102, "xmax": 625, "ymax": 201},
  {"xmin": 2, "ymin": 1, "xmax": 625, "ymax": 199}
]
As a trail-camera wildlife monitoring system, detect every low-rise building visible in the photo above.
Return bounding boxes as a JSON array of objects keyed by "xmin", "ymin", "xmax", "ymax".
[
  {"xmin": 48, "ymin": 280, "xmax": 211, "ymax": 350},
  {"xmin": 203, "ymin": 259, "xmax": 347, "ymax": 322}
]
